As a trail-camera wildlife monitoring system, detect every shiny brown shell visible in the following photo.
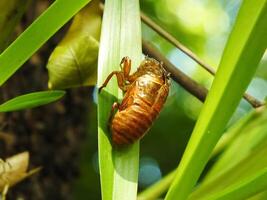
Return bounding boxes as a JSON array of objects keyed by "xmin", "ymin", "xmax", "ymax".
[{"xmin": 108, "ymin": 57, "xmax": 170, "ymax": 145}]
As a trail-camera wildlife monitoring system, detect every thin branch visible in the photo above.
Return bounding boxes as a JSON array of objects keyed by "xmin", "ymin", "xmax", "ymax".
[
  {"xmin": 143, "ymin": 40, "xmax": 208, "ymax": 102},
  {"xmin": 243, "ymin": 93, "xmax": 264, "ymax": 108},
  {"xmin": 141, "ymin": 12, "xmax": 215, "ymax": 74},
  {"xmin": 99, "ymin": 3, "xmax": 264, "ymax": 108},
  {"xmin": 141, "ymin": 12, "xmax": 265, "ymax": 108}
]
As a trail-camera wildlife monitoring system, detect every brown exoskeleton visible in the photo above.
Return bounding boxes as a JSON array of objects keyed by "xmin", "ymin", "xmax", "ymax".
[{"xmin": 99, "ymin": 56, "xmax": 170, "ymax": 145}]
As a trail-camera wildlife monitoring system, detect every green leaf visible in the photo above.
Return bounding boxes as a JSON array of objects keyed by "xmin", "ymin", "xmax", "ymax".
[
  {"xmin": 204, "ymin": 107, "xmax": 267, "ymax": 181},
  {"xmin": 190, "ymin": 140, "xmax": 267, "ymax": 200},
  {"xmin": 0, "ymin": 0, "xmax": 91, "ymax": 86},
  {"xmin": 0, "ymin": 0, "xmax": 31, "ymax": 52},
  {"xmin": 248, "ymin": 190, "xmax": 267, "ymax": 200},
  {"xmin": 97, "ymin": 0, "xmax": 142, "ymax": 199},
  {"xmin": 188, "ymin": 107, "xmax": 267, "ymax": 199},
  {"xmin": 0, "ymin": 90, "xmax": 65, "ymax": 112},
  {"xmin": 197, "ymin": 167, "xmax": 267, "ymax": 200},
  {"xmin": 165, "ymin": 1, "xmax": 267, "ymax": 199},
  {"xmin": 47, "ymin": 0, "xmax": 101, "ymax": 89}
]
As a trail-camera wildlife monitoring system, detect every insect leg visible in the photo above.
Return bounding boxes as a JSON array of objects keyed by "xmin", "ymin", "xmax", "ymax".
[
  {"xmin": 121, "ymin": 57, "xmax": 140, "ymax": 83},
  {"xmin": 99, "ymin": 71, "xmax": 125, "ymax": 93},
  {"xmin": 120, "ymin": 57, "xmax": 131, "ymax": 79}
]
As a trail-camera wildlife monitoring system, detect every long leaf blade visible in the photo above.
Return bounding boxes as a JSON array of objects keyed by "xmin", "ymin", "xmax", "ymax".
[
  {"xmin": 190, "ymin": 137, "xmax": 267, "ymax": 200},
  {"xmin": 0, "ymin": 90, "xmax": 65, "ymax": 112},
  {"xmin": 97, "ymin": 0, "xmax": 142, "ymax": 199},
  {"xmin": 206, "ymin": 168, "xmax": 267, "ymax": 200},
  {"xmin": 188, "ymin": 108, "xmax": 267, "ymax": 199},
  {"xmin": 204, "ymin": 108, "xmax": 267, "ymax": 181},
  {"xmin": 165, "ymin": 1, "xmax": 267, "ymax": 199},
  {"xmin": 0, "ymin": 0, "xmax": 91, "ymax": 86}
]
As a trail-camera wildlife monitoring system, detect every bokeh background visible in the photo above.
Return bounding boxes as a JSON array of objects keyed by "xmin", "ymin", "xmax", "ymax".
[{"xmin": 0, "ymin": 0, "xmax": 266, "ymax": 199}]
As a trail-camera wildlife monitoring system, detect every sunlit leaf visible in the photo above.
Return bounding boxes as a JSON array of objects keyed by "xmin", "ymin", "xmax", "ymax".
[
  {"xmin": 192, "ymin": 167, "xmax": 267, "ymax": 200},
  {"xmin": 0, "ymin": 90, "xmax": 65, "ymax": 112},
  {"xmin": 47, "ymin": 0, "xmax": 101, "ymax": 89},
  {"xmin": 204, "ymin": 107, "xmax": 267, "ymax": 181},
  {"xmin": 0, "ymin": 0, "xmax": 91, "ymax": 86},
  {"xmin": 166, "ymin": 1, "xmax": 267, "ymax": 199},
  {"xmin": 248, "ymin": 190, "xmax": 267, "ymax": 200},
  {"xmin": 189, "ymin": 107, "xmax": 267, "ymax": 199},
  {"xmin": 97, "ymin": 0, "xmax": 142, "ymax": 199}
]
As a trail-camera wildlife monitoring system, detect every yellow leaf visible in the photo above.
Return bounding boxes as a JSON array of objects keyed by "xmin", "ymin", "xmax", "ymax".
[{"xmin": 0, "ymin": 151, "xmax": 40, "ymax": 191}]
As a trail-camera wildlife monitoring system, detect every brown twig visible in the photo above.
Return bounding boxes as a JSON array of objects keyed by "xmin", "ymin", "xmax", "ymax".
[
  {"xmin": 141, "ymin": 12, "xmax": 265, "ymax": 108},
  {"xmin": 143, "ymin": 40, "xmax": 208, "ymax": 102},
  {"xmin": 141, "ymin": 12, "xmax": 215, "ymax": 74}
]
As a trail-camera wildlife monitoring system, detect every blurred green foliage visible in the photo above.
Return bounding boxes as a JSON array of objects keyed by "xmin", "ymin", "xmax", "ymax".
[
  {"xmin": 0, "ymin": 0, "xmax": 31, "ymax": 52},
  {"xmin": 73, "ymin": 0, "xmax": 266, "ymax": 199}
]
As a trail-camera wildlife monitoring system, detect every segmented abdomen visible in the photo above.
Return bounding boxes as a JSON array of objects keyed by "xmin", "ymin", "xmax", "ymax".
[{"xmin": 111, "ymin": 101, "xmax": 158, "ymax": 145}]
